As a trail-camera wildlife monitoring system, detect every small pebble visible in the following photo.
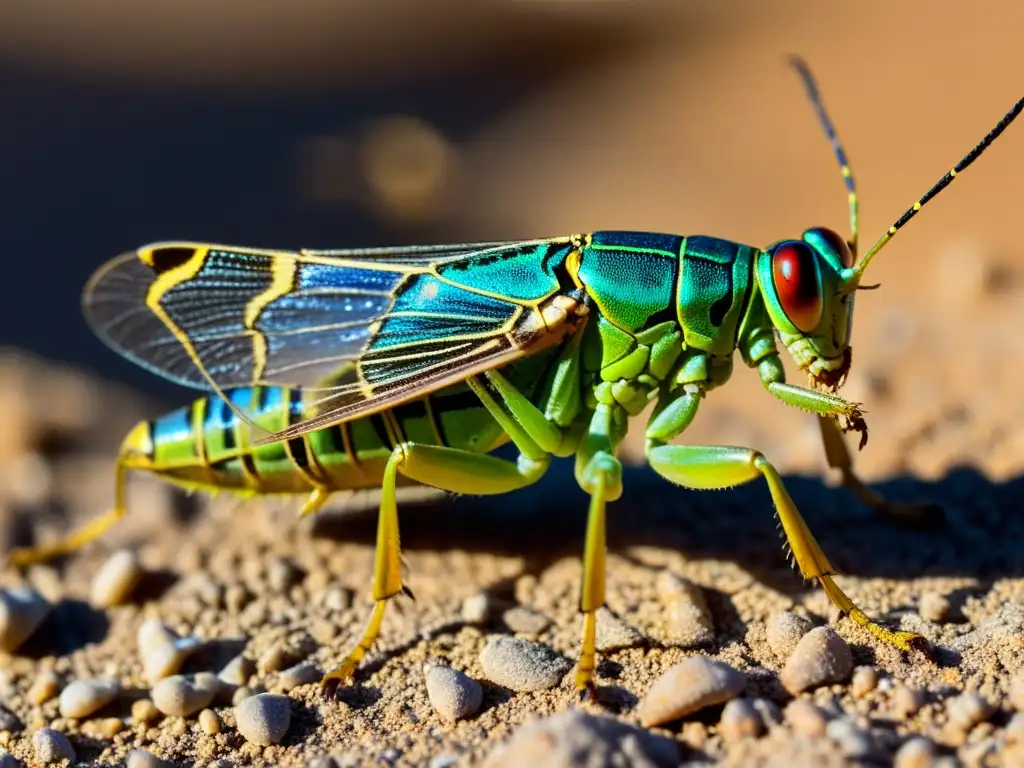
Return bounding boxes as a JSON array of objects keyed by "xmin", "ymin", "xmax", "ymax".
[
  {"xmin": 0, "ymin": 587, "xmax": 51, "ymax": 652},
  {"xmin": 751, "ymin": 697, "xmax": 783, "ymax": 728},
  {"xmin": 1010, "ymin": 672, "xmax": 1024, "ymax": 712},
  {"xmin": 131, "ymin": 698, "xmax": 160, "ymax": 724},
  {"xmin": 784, "ymin": 699, "xmax": 827, "ymax": 738},
  {"xmin": 429, "ymin": 755, "xmax": 459, "ymax": 768},
  {"xmin": 307, "ymin": 757, "xmax": 340, "ymax": 768},
  {"xmin": 199, "ymin": 708, "xmax": 222, "ymax": 735},
  {"xmin": 28, "ymin": 670, "xmax": 59, "ymax": 705},
  {"xmin": 97, "ymin": 717, "xmax": 123, "ymax": 739},
  {"xmin": 218, "ymin": 654, "xmax": 255, "ymax": 687},
  {"xmin": 655, "ymin": 571, "xmax": 714, "ymax": 647},
  {"xmin": 919, "ymin": 591, "xmax": 951, "ymax": 623},
  {"xmin": 502, "ymin": 606, "xmax": 552, "ymax": 635},
  {"xmin": 90, "ymin": 549, "xmax": 143, "ymax": 607},
  {"xmin": 137, "ymin": 619, "xmax": 203, "ymax": 684},
  {"xmin": 892, "ymin": 685, "xmax": 926, "ymax": 720},
  {"xmin": 894, "ymin": 736, "xmax": 937, "ymax": 768},
  {"xmin": 481, "ymin": 709, "xmax": 679, "ymax": 768},
  {"xmin": 258, "ymin": 641, "xmax": 293, "ymax": 673},
  {"xmin": 765, "ymin": 611, "xmax": 814, "ymax": 660},
  {"xmin": 235, "ymin": 693, "xmax": 292, "ymax": 745},
  {"xmin": 58, "ymin": 677, "xmax": 120, "ymax": 718},
  {"xmin": 637, "ymin": 655, "xmax": 745, "ymax": 727},
  {"xmin": 151, "ymin": 673, "xmax": 219, "ymax": 717},
  {"xmin": 946, "ymin": 690, "xmax": 992, "ymax": 731},
  {"xmin": 279, "ymin": 662, "xmax": 320, "ymax": 691},
  {"xmin": 424, "ymin": 664, "xmax": 483, "ymax": 722},
  {"xmin": 779, "ymin": 626, "xmax": 853, "ymax": 695},
  {"xmin": 266, "ymin": 557, "xmax": 302, "ymax": 593},
  {"xmin": 479, "ymin": 636, "xmax": 570, "ymax": 692},
  {"xmin": 127, "ymin": 748, "xmax": 173, "ymax": 767},
  {"xmin": 33, "ymin": 728, "xmax": 75, "ymax": 764},
  {"xmin": 319, "ymin": 585, "xmax": 352, "ymax": 613},
  {"xmin": 233, "ymin": 686, "xmax": 258, "ymax": 707},
  {"xmin": 850, "ymin": 666, "xmax": 879, "ymax": 697},
  {"xmin": 718, "ymin": 698, "xmax": 763, "ymax": 741},
  {"xmin": 594, "ymin": 607, "xmax": 644, "ymax": 652},
  {"xmin": 826, "ymin": 716, "xmax": 877, "ymax": 759},
  {"xmin": 461, "ymin": 592, "xmax": 495, "ymax": 625}
]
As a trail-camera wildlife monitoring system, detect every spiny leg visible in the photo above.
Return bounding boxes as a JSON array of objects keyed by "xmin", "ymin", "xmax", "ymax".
[
  {"xmin": 817, "ymin": 415, "xmax": 943, "ymax": 526},
  {"xmin": 322, "ymin": 375, "xmax": 560, "ymax": 695},
  {"xmin": 8, "ymin": 459, "xmax": 130, "ymax": 567},
  {"xmin": 647, "ymin": 442, "xmax": 926, "ymax": 652}
]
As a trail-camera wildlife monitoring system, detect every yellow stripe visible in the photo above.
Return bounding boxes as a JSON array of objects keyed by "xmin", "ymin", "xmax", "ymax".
[{"xmin": 245, "ymin": 257, "xmax": 298, "ymax": 382}]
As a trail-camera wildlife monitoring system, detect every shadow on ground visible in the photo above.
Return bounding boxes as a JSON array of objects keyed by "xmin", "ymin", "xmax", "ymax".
[{"xmin": 310, "ymin": 459, "xmax": 1024, "ymax": 599}]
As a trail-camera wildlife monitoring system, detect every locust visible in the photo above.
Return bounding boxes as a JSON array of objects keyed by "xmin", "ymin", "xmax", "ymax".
[{"xmin": 10, "ymin": 59, "xmax": 1022, "ymax": 698}]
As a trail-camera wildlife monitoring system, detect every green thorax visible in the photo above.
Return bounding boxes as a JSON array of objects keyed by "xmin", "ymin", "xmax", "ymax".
[{"xmin": 573, "ymin": 231, "xmax": 773, "ymax": 413}]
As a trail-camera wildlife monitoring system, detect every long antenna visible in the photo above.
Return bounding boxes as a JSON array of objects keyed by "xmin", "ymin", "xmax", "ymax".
[
  {"xmin": 852, "ymin": 94, "xmax": 1024, "ymax": 280},
  {"xmin": 789, "ymin": 55, "xmax": 859, "ymax": 258}
]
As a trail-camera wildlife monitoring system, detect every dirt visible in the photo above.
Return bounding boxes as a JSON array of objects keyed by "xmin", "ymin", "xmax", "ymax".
[{"xmin": 2, "ymin": 2, "xmax": 1024, "ymax": 767}]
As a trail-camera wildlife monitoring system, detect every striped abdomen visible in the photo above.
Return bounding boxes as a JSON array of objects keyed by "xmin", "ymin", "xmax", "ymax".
[{"xmin": 131, "ymin": 384, "xmax": 509, "ymax": 496}]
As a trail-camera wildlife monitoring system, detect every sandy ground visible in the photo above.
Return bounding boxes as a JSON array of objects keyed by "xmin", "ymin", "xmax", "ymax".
[{"xmin": 2, "ymin": 2, "xmax": 1024, "ymax": 766}]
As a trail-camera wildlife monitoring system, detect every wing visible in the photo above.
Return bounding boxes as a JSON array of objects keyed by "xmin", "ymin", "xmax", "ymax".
[{"xmin": 84, "ymin": 237, "xmax": 585, "ymax": 441}]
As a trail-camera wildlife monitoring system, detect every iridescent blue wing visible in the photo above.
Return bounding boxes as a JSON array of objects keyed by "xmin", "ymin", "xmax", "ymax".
[{"xmin": 84, "ymin": 238, "xmax": 583, "ymax": 440}]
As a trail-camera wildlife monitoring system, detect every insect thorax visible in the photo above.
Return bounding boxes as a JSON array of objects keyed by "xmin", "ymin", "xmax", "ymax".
[{"xmin": 575, "ymin": 232, "xmax": 771, "ymax": 416}]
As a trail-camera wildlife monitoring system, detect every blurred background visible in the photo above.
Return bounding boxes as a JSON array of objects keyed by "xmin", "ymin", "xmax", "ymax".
[{"xmin": 1, "ymin": 0, "xmax": 1023, "ymax": 544}]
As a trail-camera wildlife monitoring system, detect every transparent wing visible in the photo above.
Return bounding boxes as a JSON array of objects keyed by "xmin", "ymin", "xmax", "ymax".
[{"xmin": 84, "ymin": 237, "xmax": 580, "ymax": 440}]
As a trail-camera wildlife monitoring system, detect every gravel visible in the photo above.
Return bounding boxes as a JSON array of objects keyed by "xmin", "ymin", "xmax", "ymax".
[
  {"xmin": 58, "ymin": 677, "xmax": 120, "ymax": 718},
  {"xmin": 151, "ymin": 673, "xmax": 219, "ymax": 717},
  {"xmin": 235, "ymin": 693, "xmax": 292, "ymax": 746},
  {"xmin": 424, "ymin": 663, "xmax": 483, "ymax": 722},
  {"xmin": 32, "ymin": 728, "xmax": 75, "ymax": 764},
  {"xmin": 637, "ymin": 655, "xmax": 746, "ymax": 726},
  {"xmin": 478, "ymin": 636, "xmax": 571, "ymax": 692},
  {"xmin": 90, "ymin": 549, "xmax": 143, "ymax": 607},
  {"xmin": 779, "ymin": 626, "xmax": 853, "ymax": 694}
]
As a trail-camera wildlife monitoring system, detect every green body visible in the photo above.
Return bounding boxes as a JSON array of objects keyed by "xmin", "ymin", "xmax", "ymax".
[{"xmin": 132, "ymin": 231, "xmax": 810, "ymax": 495}]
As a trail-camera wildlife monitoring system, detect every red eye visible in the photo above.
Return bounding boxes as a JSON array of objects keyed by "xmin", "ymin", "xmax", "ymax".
[
  {"xmin": 772, "ymin": 241, "xmax": 822, "ymax": 333},
  {"xmin": 805, "ymin": 226, "xmax": 854, "ymax": 268}
]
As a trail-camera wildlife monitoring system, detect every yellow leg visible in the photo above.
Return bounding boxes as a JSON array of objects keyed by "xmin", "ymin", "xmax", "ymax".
[
  {"xmin": 573, "ymin": 405, "xmax": 623, "ymax": 695},
  {"xmin": 320, "ymin": 440, "xmax": 550, "ymax": 695},
  {"xmin": 817, "ymin": 416, "xmax": 943, "ymax": 526},
  {"xmin": 8, "ymin": 460, "xmax": 129, "ymax": 567},
  {"xmin": 299, "ymin": 486, "xmax": 332, "ymax": 518},
  {"xmin": 648, "ymin": 444, "xmax": 927, "ymax": 653}
]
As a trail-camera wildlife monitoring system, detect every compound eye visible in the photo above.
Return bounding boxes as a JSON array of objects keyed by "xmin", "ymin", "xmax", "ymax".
[
  {"xmin": 772, "ymin": 241, "xmax": 822, "ymax": 333},
  {"xmin": 805, "ymin": 226, "xmax": 854, "ymax": 268}
]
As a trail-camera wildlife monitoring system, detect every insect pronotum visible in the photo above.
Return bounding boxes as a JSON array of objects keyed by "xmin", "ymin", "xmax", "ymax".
[{"xmin": 11, "ymin": 58, "xmax": 1022, "ymax": 697}]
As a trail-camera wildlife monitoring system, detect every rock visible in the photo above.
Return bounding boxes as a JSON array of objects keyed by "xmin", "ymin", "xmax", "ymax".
[
  {"xmin": 637, "ymin": 656, "xmax": 746, "ymax": 727},
  {"xmin": 893, "ymin": 736, "xmax": 937, "ymax": 768},
  {"xmin": 502, "ymin": 606, "xmax": 552, "ymax": 635},
  {"xmin": 58, "ymin": 677, "xmax": 120, "ymax": 718},
  {"xmin": 90, "ymin": 549, "xmax": 143, "ymax": 607},
  {"xmin": 656, "ymin": 572, "xmax": 714, "ymax": 647},
  {"xmin": 461, "ymin": 592, "xmax": 495, "ymax": 625},
  {"xmin": 279, "ymin": 661, "xmax": 320, "ymax": 692},
  {"xmin": 127, "ymin": 749, "xmax": 174, "ymax": 768},
  {"xmin": 719, "ymin": 698, "xmax": 764, "ymax": 741},
  {"xmin": 850, "ymin": 666, "xmax": 879, "ymax": 697},
  {"xmin": 0, "ymin": 587, "xmax": 51, "ymax": 652},
  {"xmin": 218, "ymin": 654, "xmax": 255, "ymax": 687},
  {"xmin": 892, "ymin": 685, "xmax": 926, "ymax": 720},
  {"xmin": 32, "ymin": 728, "xmax": 75, "ymax": 764},
  {"xmin": 235, "ymin": 693, "xmax": 292, "ymax": 746},
  {"xmin": 266, "ymin": 557, "xmax": 302, "ymax": 593},
  {"xmin": 779, "ymin": 626, "xmax": 853, "ymax": 695},
  {"xmin": 945, "ymin": 691, "xmax": 992, "ymax": 731},
  {"xmin": 784, "ymin": 699, "xmax": 827, "ymax": 738},
  {"xmin": 765, "ymin": 611, "xmax": 814, "ymax": 660},
  {"xmin": 594, "ymin": 607, "xmax": 644, "ymax": 652},
  {"xmin": 131, "ymin": 698, "xmax": 160, "ymax": 724},
  {"xmin": 479, "ymin": 636, "xmax": 570, "ymax": 692},
  {"xmin": 482, "ymin": 709, "xmax": 678, "ymax": 768},
  {"xmin": 199, "ymin": 708, "xmax": 221, "ymax": 735},
  {"xmin": 918, "ymin": 591, "xmax": 951, "ymax": 623},
  {"xmin": 151, "ymin": 673, "xmax": 219, "ymax": 717},
  {"xmin": 137, "ymin": 619, "xmax": 203, "ymax": 685},
  {"xmin": 424, "ymin": 664, "xmax": 483, "ymax": 722},
  {"xmin": 27, "ymin": 670, "xmax": 59, "ymax": 705}
]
